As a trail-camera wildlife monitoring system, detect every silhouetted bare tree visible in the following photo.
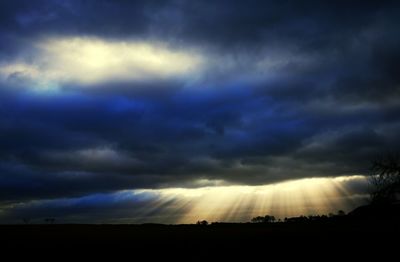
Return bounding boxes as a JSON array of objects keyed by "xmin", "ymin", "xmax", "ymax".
[
  {"xmin": 369, "ymin": 153, "xmax": 400, "ymax": 204},
  {"xmin": 196, "ymin": 220, "xmax": 208, "ymax": 226}
]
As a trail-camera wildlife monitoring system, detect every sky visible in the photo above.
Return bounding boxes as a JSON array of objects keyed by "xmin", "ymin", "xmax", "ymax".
[{"xmin": 0, "ymin": 0, "xmax": 399, "ymax": 224}]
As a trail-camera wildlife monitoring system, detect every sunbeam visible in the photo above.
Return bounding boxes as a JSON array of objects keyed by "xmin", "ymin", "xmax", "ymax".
[{"xmin": 133, "ymin": 175, "xmax": 369, "ymax": 224}]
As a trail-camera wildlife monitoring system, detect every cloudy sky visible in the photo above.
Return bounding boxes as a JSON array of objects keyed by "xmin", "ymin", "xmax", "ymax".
[{"xmin": 0, "ymin": 0, "xmax": 399, "ymax": 223}]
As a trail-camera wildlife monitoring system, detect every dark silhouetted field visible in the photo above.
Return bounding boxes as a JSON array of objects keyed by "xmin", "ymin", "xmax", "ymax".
[
  {"xmin": 1, "ymin": 204, "xmax": 399, "ymax": 258},
  {"xmin": 1, "ymin": 220, "xmax": 398, "ymax": 248}
]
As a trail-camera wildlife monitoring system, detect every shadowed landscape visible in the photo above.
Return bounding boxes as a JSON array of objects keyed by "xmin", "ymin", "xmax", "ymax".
[{"xmin": 2, "ymin": 205, "xmax": 399, "ymax": 252}]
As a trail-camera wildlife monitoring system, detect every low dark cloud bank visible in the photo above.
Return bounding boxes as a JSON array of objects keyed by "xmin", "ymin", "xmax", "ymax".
[{"xmin": 0, "ymin": 0, "xmax": 399, "ymax": 221}]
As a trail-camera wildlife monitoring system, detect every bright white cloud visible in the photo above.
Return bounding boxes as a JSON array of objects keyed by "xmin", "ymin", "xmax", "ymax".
[
  {"xmin": 0, "ymin": 36, "xmax": 319, "ymax": 92},
  {"xmin": 0, "ymin": 37, "xmax": 203, "ymax": 89}
]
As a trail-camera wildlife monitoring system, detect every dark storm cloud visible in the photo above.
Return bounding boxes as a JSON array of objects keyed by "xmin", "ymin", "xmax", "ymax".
[
  {"xmin": 0, "ymin": 1, "xmax": 395, "ymax": 46},
  {"xmin": 0, "ymin": 0, "xmax": 400, "ymax": 216},
  {"xmin": 0, "ymin": 189, "xmax": 182, "ymax": 224}
]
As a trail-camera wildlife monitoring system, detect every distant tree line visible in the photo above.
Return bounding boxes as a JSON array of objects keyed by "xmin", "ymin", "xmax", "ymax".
[
  {"xmin": 250, "ymin": 210, "xmax": 346, "ymax": 224},
  {"xmin": 251, "ymin": 215, "xmax": 276, "ymax": 223}
]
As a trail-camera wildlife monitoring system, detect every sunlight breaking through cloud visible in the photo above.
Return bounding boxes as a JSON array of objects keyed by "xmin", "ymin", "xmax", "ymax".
[
  {"xmin": 0, "ymin": 37, "xmax": 203, "ymax": 89},
  {"xmin": 140, "ymin": 175, "xmax": 369, "ymax": 223}
]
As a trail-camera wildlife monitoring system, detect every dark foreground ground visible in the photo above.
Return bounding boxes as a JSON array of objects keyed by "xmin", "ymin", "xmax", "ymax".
[
  {"xmin": 1, "ymin": 204, "xmax": 399, "ymax": 258},
  {"xmin": 1, "ymin": 219, "xmax": 399, "ymax": 258}
]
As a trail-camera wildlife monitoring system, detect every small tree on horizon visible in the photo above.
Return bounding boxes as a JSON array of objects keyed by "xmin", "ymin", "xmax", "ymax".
[{"xmin": 196, "ymin": 220, "xmax": 208, "ymax": 226}]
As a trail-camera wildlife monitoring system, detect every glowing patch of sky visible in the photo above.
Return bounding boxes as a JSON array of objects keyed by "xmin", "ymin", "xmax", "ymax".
[
  {"xmin": 143, "ymin": 175, "xmax": 368, "ymax": 223},
  {"xmin": 0, "ymin": 37, "xmax": 203, "ymax": 89}
]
